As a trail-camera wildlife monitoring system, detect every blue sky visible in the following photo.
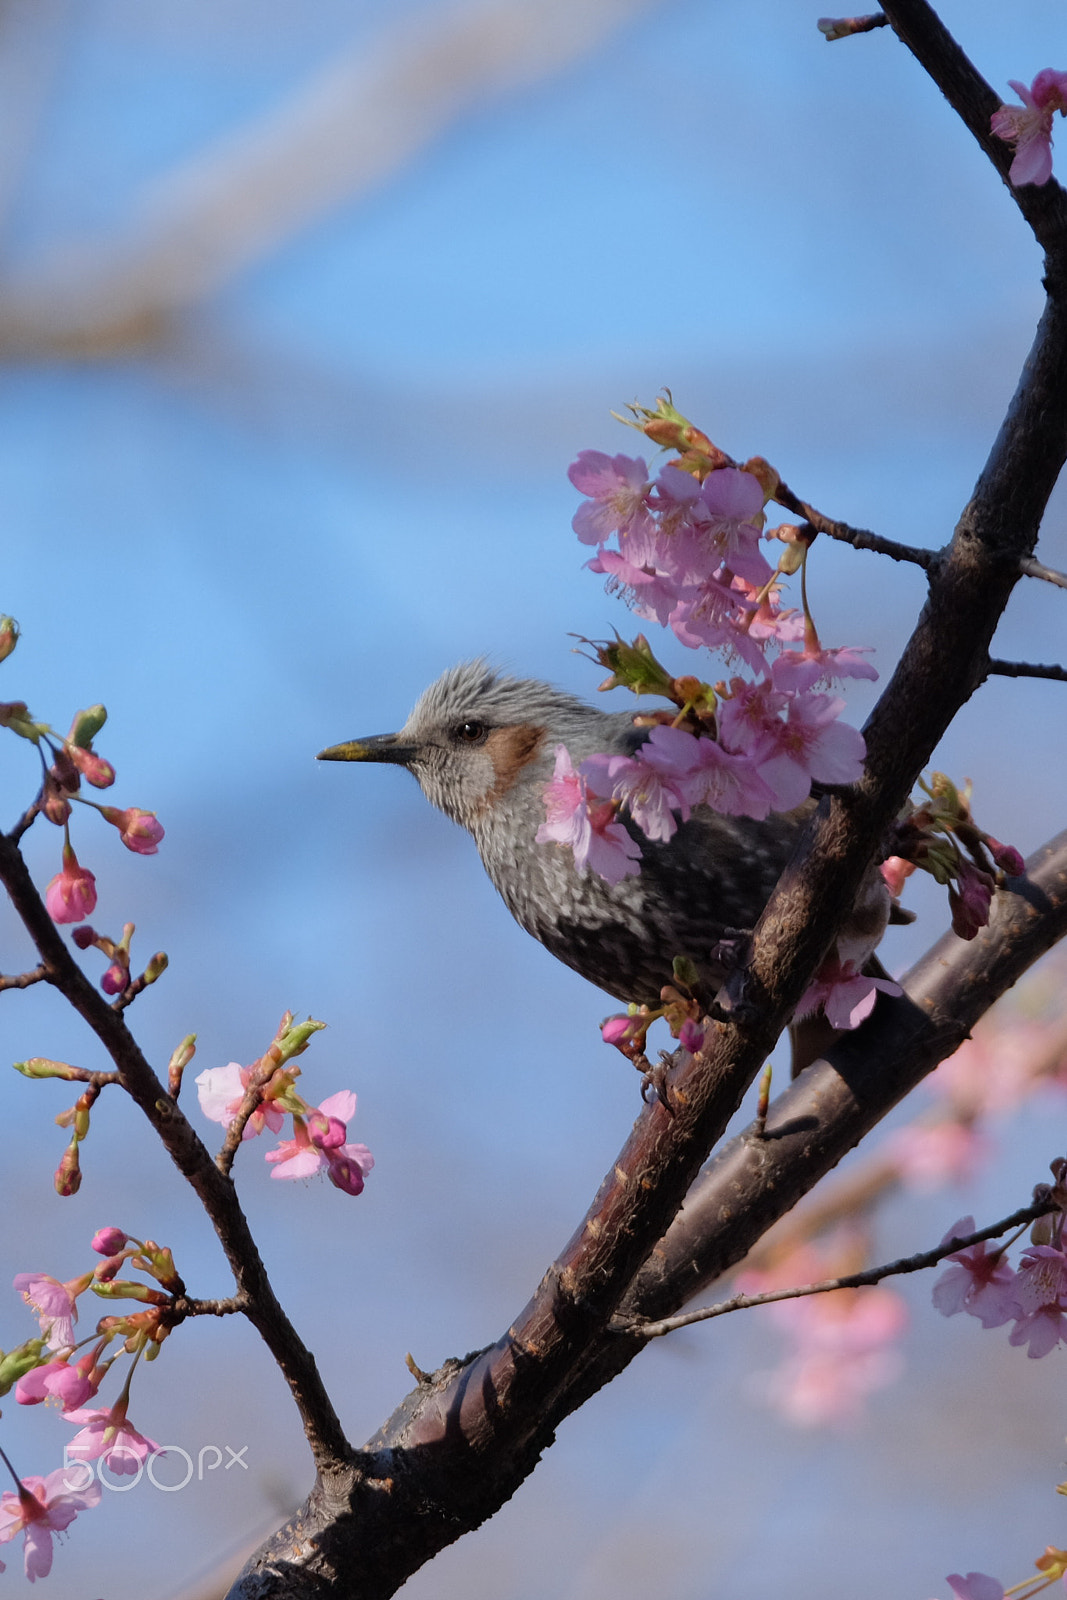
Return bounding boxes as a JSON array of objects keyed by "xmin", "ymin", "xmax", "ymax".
[{"xmin": 0, "ymin": 2, "xmax": 1065, "ymax": 1595}]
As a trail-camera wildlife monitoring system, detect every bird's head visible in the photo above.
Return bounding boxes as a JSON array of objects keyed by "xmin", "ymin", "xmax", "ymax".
[{"xmin": 318, "ymin": 660, "xmax": 614, "ymax": 833}]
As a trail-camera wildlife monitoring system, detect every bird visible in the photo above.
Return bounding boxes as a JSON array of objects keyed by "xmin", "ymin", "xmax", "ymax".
[{"xmin": 317, "ymin": 661, "xmax": 891, "ymax": 1028}]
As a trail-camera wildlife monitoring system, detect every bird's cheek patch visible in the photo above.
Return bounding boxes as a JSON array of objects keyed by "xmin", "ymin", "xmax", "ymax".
[{"xmin": 483, "ymin": 724, "xmax": 547, "ymax": 805}]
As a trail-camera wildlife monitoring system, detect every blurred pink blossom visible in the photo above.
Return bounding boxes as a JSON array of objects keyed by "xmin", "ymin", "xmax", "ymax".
[{"xmin": 0, "ymin": 1467, "xmax": 101, "ymax": 1582}]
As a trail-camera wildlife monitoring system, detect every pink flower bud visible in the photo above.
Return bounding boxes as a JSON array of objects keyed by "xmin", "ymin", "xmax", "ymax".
[
  {"xmin": 678, "ymin": 1018, "xmax": 706, "ymax": 1053},
  {"xmin": 308, "ymin": 1112, "xmax": 347, "ymax": 1150},
  {"xmin": 986, "ymin": 836, "xmax": 1025, "ymax": 877},
  {"xmin": 880, "ymin": 855, "xmax": 915, "ymax": 898},
  {"xmin": 91, "ymin": 1228, "xmax": 128, "ymax": 1256},
  {"xmin": 601, "ymin": 1015, "xmax": 633, "ymax": 1046},
  {"xmin": 327, "ymin": 1150, "xmax": 367, "ymax": 1195},
  {"xmin": 100, "ymin": 806, "xmax": 164, "ymax": 854},
  {"xmin": 54, "ymin": 1140, "xmax": 82, "ymax": 1197},
  {"xmin": 67, "ymin": 745, "xmax": 115, "ymax": 789},
  {"xmin": 101, "ymin": 961, "xmax": 127, "ymax": 995},
  {"xmin": 0, "ymin": 615, "xmax": 18, "ymax": 663},
  {"xmin": 45, "ymin": 845, "xmax": 97, "ymax": 925},
  {"xmin": 71, "ymin": 926, "xmax": 97, "ymax": 950}
]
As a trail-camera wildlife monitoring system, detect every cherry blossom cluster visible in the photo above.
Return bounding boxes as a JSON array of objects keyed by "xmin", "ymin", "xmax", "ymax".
[
  {"xmin": 0, "ymin": 1227, "xmax": 181, "ymax": 1578},
  {"xmin": 544, "ymin": 399, "xmax": 882, "ymax": 1042},
  {"xmin": 991, "ymin": 69, "xmax": 1067, "ymax": 188},
  {"xmin": 0, "ymin": 618, "xmax": 165, "ymax": 981},
  {"xmin": 550, "ymin": 410, "xmax": 873, "ymax": 887},
  {"xmin": 195, "ymin": 1012, "xmax": 374, "ymax": 1196},
  {"xmin": 934, "ymin": 1166, "xmax": 1067, "ymax": 1359}
]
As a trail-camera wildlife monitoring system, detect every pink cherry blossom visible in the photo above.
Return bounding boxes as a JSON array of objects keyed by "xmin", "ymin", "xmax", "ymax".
[
  {"xmin": 536, "ymin": 744, "xmax": 642, "ymax": 884},
  {"xmin": 65, "ymin": 1402, "xmax": 162, "ymax": 1474},
  {"xmin": 931, "ymin": 1220, "xmax": 1018, "ymax": 1328},
  {"xmin": 641, "ymin": 722, "xmax": 778, "ymax": 821},
  {"xmin": 580, "ymin": 744, "xmax": 690, "ymax": 843},
  {"xmin": 15, "ymin": 1357, "xmax": 94, "ymax": 1411},
  {"xmin": 991, "ymin": 70, "xmax": 1067, "ymax": 187},
  {"xmin": 195, "ymin": 1062, "xmax": 285, "ymax": 1139},
  {"xmin": 100, "ymin": 805, "xmax": 165, "ymax": 855},
  {"xmin": 568, "ymin": 451, "xmax": 655, "ymax": 545},
  {"xmin": 13, "ymin": 1273, "xmax": 80, "ymax": 1350},
  {"xmin": 265, "ymin": 1091, "xmax": 374, "ymax": 1195},
  {"xmin": 771, "ymin": 642, "xmax": 877, "ymax": 694},
  {"xmin": 946, "ymin": 1574, "xmax": 1005, "ymax": 1600},
  {"xmin": 44, "ymin": 844, "xmax": 97, "ymax": 925},
  {"xmin": 0, "ymin": 1467, "xmax": 101, "ymax": 1581},
  {"xmin": 752, "ymin": 691, "xmax": 867, "ymax": 811},
  {"xmin": 796, "ymin": 958, "xmax": 902, "ymax": 1031},
  {"xmin": 1008, "ymin": 1244, "xmax": 1067, "ymax": 1357}
]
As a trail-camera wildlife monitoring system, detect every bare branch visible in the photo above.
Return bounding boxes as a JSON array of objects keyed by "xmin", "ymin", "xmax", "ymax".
[
  {"xmin": 1020, "ymin": 553, "xmax": 1067, "ymax": 590},
  {"xmin": 0, "ymin": 0, "xmax": 669, "ymax": 356},
  {"xmin": 777, "ymin": 497, "xmax": 936, "ymax": 568},
  {"xmin": 0, "ymin": 963, "xmax": 46, "ymax": 990},
  {"xmin": 986, "ymin": 658, "xmax": 1067, "ymax": 683},
  {"xmin": 621, "ymin": 1200, "xmax": 1054, "ymax": 1339}
]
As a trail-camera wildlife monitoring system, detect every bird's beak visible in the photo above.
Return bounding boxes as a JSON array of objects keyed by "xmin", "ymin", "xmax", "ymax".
[{"xmin": 317, "ymin": 732, "xmax": 417, "ymax": 766}]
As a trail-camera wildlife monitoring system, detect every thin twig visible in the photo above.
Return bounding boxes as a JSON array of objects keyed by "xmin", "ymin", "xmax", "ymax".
[
  {"xmin": 0, "ymin": 963, "xmax": 47, "ymax": 990},
  {"xmin": 986, "ymin": 658, "xmax": 1067, "ymax": 683},
  {"xmin": 1020, "ymin": 554, "xmax": 1067, "ymax": 590},
  {"xmin": 773, "ymin": 483, "xmax": 936, "ymax": 569},
  {"xmin": 617, "ymin": 1199, "xmax": 1056, "ymax": 1339}
]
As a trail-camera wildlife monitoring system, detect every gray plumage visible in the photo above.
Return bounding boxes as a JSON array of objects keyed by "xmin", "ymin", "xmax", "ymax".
[{"xmin": 318, "ymin": 660, "xmax": 845, "ymax": 1008}]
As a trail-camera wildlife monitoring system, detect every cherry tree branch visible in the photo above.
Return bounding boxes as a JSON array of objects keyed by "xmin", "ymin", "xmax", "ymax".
[
  {"xmin": 0, "ymin": 962, "xmax": 46, "ymax": 990},
  {"xmin": 1020, "ymin": 554, "xmax": 1067, "ymax": 590},
  {"xmin": 986, "ymin": 658, "xmax": 1067, "ymax": 683},
  {"xmin": 0, "ymin": 831, "xmax": 350, "ymax": 1472},
  {"xmin": 621, "ymin": 1200, "xmax": 1056, "ymax": 1340}
]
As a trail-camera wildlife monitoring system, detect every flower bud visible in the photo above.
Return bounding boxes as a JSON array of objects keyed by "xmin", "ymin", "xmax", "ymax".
[
  {"xmin": 0, "ymin": 701, "xmax": 42, "ymax": 741},
  {"xmin": 143, "ymin": 951, "xmax": 169, "ymax": 984},
  {"xmin": 12, "ymin": 1057, "xmax": 81, "ymax": 1080},
  {"xmin": 54, "ymin": 1137, "xmax": 82, "ymax": 1197},
  {"xmin": 67, "ymin": 705, "xmax": 108, "ymax": 748},
  {"xmin": 66, "ymin": 744, "xmax": 116, "ymax": 788},
  {"xmin": 92, "ymin": 1228, "xmax": 129, "ymax": 1256},
  {"xmin": 101, "ymin": 960, "xmax": 128, "ymax": 995},
  {"xmin": 71, "ymin": 925, "xmax": 98, "ymax": 949},
  {"xmin": 985, "ymin": 835, "xmax": 1025, "ymax": 877},
  {"xmin": 167, "ymin": 1034, "xmax": 197, "ymax": 1099},
  {"xmin": 0, "ymin": 615, "xmax": 19, "ymax": 663}
]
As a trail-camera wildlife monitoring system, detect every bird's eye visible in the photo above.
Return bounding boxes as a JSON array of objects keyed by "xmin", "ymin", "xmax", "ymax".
[{"xmin": 453, "ymin": 720, "xmax": 488, "ymax": 744}]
